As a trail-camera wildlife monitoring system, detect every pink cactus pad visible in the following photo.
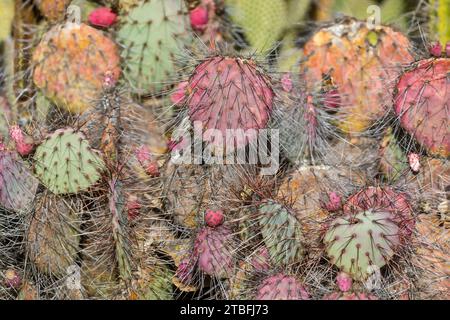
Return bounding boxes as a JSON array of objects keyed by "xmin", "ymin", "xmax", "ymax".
[
  {"xmin": 187, "ymin": 56, "xmax": 274, "ymax": 148},
  {"xmin": 190, "ymin": 6, "xmax": 209, "ymax": 31},
  {"xmin": 446, "ymin": 42, "xmax": 450, "ymax": 56},
  {"xmin": 193, "ymin": 225, "xmax": 235, "ymax": 278},
  {"xmin": 204, "ymin": 209, "xmax": 224, "ymax": 227},
  {"xmin": 394, "ymin": 58, "xmax": 449, "ymax": 157},
  {"xmin": 171, "ymin": 81, "xmax": 188, "ymax": 105},
  {"xmin": 336, "ymin": 272, "xmax": 352, "ymax": 292},
  {"xmin": 0, "ymin": 150, "xmax": 38, "ymax": 212},
  {"xmin": 88, "ymin": 7, "xmax": 117, "ymax": 28},
  {"xmin": 344, "ymin": 186, "xmax": 415, "ymax": 243},
  {"xmin": 256, "ymin": 274, "xmax": 310, "ymax": 300},
  {"xmin": 176, "ymin": 257, "xmax": 197, "ymax": 284}
]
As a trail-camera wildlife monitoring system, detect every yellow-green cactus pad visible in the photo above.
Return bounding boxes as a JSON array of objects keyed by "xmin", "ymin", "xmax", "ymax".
[{"xmin": 34, "ymin": 128, "xmax": 105, "ymax": 194}]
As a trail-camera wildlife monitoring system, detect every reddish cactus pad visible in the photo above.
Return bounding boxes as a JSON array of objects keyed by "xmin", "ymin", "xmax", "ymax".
[
  {"xmin": 344, "ymin": 186, "xmax": 415, "ymax": 242},
  {"xmin": 187, "ymin": 56, "xmax": 274, "ymax": 147},
  {"xmin": 0, "ymin": 150, "xmax": 38, "ymax": 212},
  {"xmin": 394, "ymin": 58, "xmax": 449, "ymax": 157},
  {"xmin": 193, "ymin": 225, "xmax": 235, "ymax": 278},
  {"xmin": 256, "ymin": 274, "xmax": 310, "ymax": 300},
  {"xmin": 32, "ymin": 23, "xmax": 121, "ymax": 114}
]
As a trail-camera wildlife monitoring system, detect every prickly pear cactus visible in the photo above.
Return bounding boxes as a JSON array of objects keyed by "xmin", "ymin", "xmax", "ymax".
[
  {"xmin": 227, "ymin": 0, "xmax": 287, "ymax": 52},
  {"xmin": 117, "ymin": 0, "xmax": 192, "ymax": 94},
  {"xmin": 193, "ymin": 225, "xmax": 235, "ymax": 278},
  {"xmin": 26, "ymin": 193, "xmax": 82, "ymax": 276},
  {"xmin": 258, "ymin": 201, "xmax": 304, "ymax": 266},
  {"xmin": 32, "ymin": 23, "xmax": 121, "ymax": 113},
  {"xmin": 256, "ymin": 273, "xmax": 310, "ymax": 300},
  {"xmin": 34, "ymin": 0, "xmax": 70, "ymax": 22},
  {"xmin": 0, "ymin": 150, "xmax": 38, "ymax": 212},
  {"xmin": 379, "ymin": 128, "xmax": 408, "ymax": 182},
  {"xmin": 301, "ymin": 18, "xmax": 413, "ymax": 133},
  {"xmin": 324, "ymin": 209, "xmax": 401, "ymax": 281},
  {"xmin": 184, "ymin": 55, "xmax": 274, "ymax": 148},
  {"xmin": 33, "ymin": 128, "xmax": 105, "ymax": 194},
  {"xmin": 324, "ymin": 187, "xmax": 415, "ymax": 280},
  {"xmin": 394, "ymin": 57, "xmax": 449, "ymax": 157}
]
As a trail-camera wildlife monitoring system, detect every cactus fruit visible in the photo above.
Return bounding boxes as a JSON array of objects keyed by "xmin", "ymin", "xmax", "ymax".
[
  {"xmin": 26, "ymin": 193, "xmax": 82, "ymax": 276},
  {"xmin": 9, "ymin": 125, "xmax": 34, "ymax": 156},
  {"xmin": 185, "ymin": 55, "xmax": 274, "ymax": 148},
  {"xmin": 32, "ymin": 23, "xmax": 121, "ymax": 113},
  {"xmin": 258, "ymin": 201, "xmax": 304, "ymax": 266},
  {"xmin": 190, "ymin": 6, "xmax": 209, "ymax": 31},
  {"xmin": 193, "ymin": 225, "xmax": 235, "ymax": 278},
  {"xmin": 0, "ymin": 150, "xmax": 38, "ymax": 212},
  {"xmin": 301, "ymin": 18, "xmax": 413, "ymax": 133},
  {"xmin": 117, "ymin": 0, "xmax": 192, "ymax": 94},
  {"xmin": 88, "ymin": 7, "xmax": 117, "ymax": 28},
  {"xmin": 205, "ymin": 209, "xmax": 224, "ymax": 228},
  {"xmin": 33, "ymin": 128, "xmax": 105, "ymax": 195},
  {"xmin": 35, "ymin": 0, "xmax": 70, "ymax": 22},
  {"xmin": 324, "ymin": 187, "xmax": 415, "ymax": 280},
  {"xmin": 393, "ymin": 57, "xmax": 449, "ymax": 157},
  {"xmin": 256, "ymin": 273, "xmax": 310, "ymax": 300}
]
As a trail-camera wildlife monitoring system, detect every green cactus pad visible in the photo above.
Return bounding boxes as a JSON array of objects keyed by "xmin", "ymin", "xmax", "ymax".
[
  {"xmin": 227, "ymin": 0, "xmax": 287, "ymax": 52},
  {"xmin": 33, "ymin": 128, "xmax": 105, "ymax": 194},
  {"xmin": 324, "ymin": 210, "xmax": 401, "ymax": 281},
  {"xmin": 117, "ymin": 0, "xmax": 192, "ymax": 94},
  {"xmin": 140, "ymin": 265, "xmax": 174, "ymax": 300},
  {"xmin": 258, "ymin": 201, "xmax": 304, "ymax": 266},
  {"xmin": 0, "ymin": 150, "xmax": 39, "ymax": 212}
]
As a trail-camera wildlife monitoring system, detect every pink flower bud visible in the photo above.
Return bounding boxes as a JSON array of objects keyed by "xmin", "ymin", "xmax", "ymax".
[
  {"xmin": 205, "ymin": 209, "xmax": 224, "ymax": 227},
  {"xmin": 9, "ymin": 125, "xmax": 34, "ymax": 156},
  {"xmin": 88, "ymin": 7, "xmax": 117, "ymax": 28},
  {"xmin": 429, "ymin": 42, "xmax": 442, "ymax": 57},
  {"xmin": 190, "ymin": 6, "xmax": 209, "ymax": 31}
]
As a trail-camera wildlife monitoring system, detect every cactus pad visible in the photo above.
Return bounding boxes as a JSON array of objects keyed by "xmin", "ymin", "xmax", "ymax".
[
  {"xmin": 258, "ymin": 201, "xmax": 304, "ymax": 266},
  {"xmin": 193, "ymin": 225, "xmax": 235, "ymax": 278},
  {"xmin": 33, "ymin": 128, "xmax": 105, "ymax": 194},
  {"xmin": 394, "ymin": 58, "xmax": 449, "ymax": 157},
  {"xmin": 27, "ymin": 194, "xmax": 82, "ymax": 276},
  {"xmin": 117, "ymin": 0, "xmax": 192, "ymax": 94},
  {"xmin": 0, "ymin": 150, "xmax": 38, "ymax": 212},
  {"xmin": 186, "ymin": 55, "xmax": 274, "ymax": 148},
  {"xmin": 324, "ymin": 209, "xmax": 401, "ymax": 281},
  {"xmin": 32, "ymin": 23, "xmax": 121, "ymax": 113},
  {"xmin": 301, "ymin": 18, "xmax": 413, "ymax": 133},
  {"xmin": 227, "ymin": 0, "xmax": 287, "ymax": 52},
  {"xmin": 256, "ymin": 273, "xmax": 310, "ymax": 300}
]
